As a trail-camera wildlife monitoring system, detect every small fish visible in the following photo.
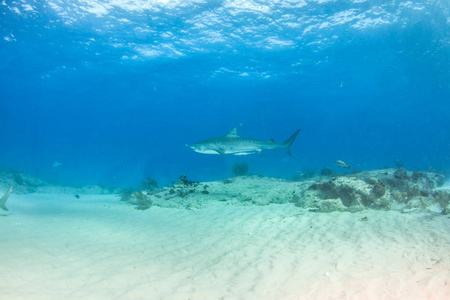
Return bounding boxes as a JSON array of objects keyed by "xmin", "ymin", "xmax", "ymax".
[
  {"xmin": 335, "ymin": 160, "xmax": 351, "ymax": 169},
  {"xmin": 0, "ymin": 185, "xmax": 13, "ymax": 211},
  {"xmin": 188, "ymin": 128, "xmax": 301, "ymax": 156}
]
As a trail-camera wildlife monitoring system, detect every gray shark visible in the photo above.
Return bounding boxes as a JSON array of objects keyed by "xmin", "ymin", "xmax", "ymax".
[
  {"xmin": 0, "ymin": 185, "xmax": 13, "ymax": 211},
  {"xmin": 188, "ymin": 128, "xmax": 301, "ymax": 156}
]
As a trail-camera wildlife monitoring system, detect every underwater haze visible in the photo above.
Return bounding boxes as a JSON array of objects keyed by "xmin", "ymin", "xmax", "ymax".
[{"xmin": 1, "ymin": 0, "xmax": 449, "ymax": 188}]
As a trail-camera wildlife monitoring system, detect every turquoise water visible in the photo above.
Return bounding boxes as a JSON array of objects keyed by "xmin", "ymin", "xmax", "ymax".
[
  {"xmin": 1, "ymin": 2, "xmax": 450, "ymax": 297},
  {"xmin": 0, "ymin": 0, "xmax": 449, "ymax": 188}
]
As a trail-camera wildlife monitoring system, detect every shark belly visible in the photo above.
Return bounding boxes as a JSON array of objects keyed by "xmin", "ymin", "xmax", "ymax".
[
  {"xmin": 194, "ymin": 149, "xmax": 258, "ymax": 155},
  {"xmin": 193, "ymin": 149, "xmax": 222, "ymax": 155}
]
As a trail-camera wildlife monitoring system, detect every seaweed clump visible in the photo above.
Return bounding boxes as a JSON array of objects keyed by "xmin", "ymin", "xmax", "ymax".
[
  {"xmin": 131, "ymin": 191, "xmax": 152, "ymax": 210},
  {"xmin": 119, "ymin": 186, "xmax": 153, "ymax": 210},
  {"xmin": 141, "ymin": 177, "xmax": 159, "ymax": 192},
  {"xmin": 176, "ymin": 174, "xmax": 198, "ymax": 187}
]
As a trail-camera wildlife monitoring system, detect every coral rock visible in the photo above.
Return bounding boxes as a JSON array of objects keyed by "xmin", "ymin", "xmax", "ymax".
[{"xmin": 394, "ymin": 167, "xmax": 409, "ymax": 180}]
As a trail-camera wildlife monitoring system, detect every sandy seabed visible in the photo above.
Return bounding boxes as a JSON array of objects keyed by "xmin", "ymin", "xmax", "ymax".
[{"xmin": 1, "ymin": 193, "xmax": 449, "ymax": 300}]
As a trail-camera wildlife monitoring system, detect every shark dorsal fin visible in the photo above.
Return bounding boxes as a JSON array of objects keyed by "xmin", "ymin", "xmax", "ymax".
[{"xmin": 225, "ymin": 128, "xmax": 239, "ymax": 138}]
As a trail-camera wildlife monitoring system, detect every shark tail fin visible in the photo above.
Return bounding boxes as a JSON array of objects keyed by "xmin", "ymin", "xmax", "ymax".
[
  {"xmin": 0, "ymin": 185, "xmax": 13, "ymax": 211},
  {"xmin": 282, "ymin": 129, "xmax": 301, "ymax": 156}
]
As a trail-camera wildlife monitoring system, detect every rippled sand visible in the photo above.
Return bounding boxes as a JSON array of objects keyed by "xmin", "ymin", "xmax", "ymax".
[{"xmin": 1, "ymin": 194, "xmax": 449, "ymax": 299}]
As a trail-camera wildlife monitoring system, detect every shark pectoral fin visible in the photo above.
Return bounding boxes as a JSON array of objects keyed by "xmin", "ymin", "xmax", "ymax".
[
  {"xmin": 0, "ymin": 185, "xmax": 13, "ymax": 211},
  {"xmin": 255, "ymin": 149, "xmax": 262, "ymax": 153},
  {"xmin": 215, "ymin": 150, "xmax": 226, "ymax": 156}
]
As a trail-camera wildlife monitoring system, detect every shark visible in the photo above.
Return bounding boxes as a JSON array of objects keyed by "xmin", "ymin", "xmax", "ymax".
[
  {"xmin": 188, "ymin": 128, "xmax": 301, "ymax": 156},
  {"xmin": 0, "ymin": 185, "xmax": 13, "ymax": 211}
]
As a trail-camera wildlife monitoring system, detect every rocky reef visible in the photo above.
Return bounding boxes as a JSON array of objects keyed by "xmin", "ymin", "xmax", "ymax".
[
  {"xmin": 0, "ymin": 169, "xmax": 118, "ymax": 194},
  {"xmin": 299, "ymin": 168, "xmax": 446, "ymax": 213},
  {"xmin": 123, "ymin": 168, "xmax": 449, "ymax": 214},
  {"xmin": 0, "ymin": 169, "xmax": 50, "ymax": 194},
  {"xmin": 4, "ymin": 167, "xmax": 447, "ymax": 213}
]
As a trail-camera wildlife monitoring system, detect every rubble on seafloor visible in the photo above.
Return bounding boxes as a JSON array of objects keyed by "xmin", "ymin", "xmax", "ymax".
[
  {"xmin": 122, "ymin": 168, "xmax": 450, "ymax": 214},
  {"xmin": 1, "ymin": 167, "xmax": 448, "ymax": 214}
]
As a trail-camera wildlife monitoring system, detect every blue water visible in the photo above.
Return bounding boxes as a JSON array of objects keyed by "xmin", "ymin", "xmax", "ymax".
[{"xmin": 1, "ymin": 0, "xmax": 449, "ymax": 188}]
